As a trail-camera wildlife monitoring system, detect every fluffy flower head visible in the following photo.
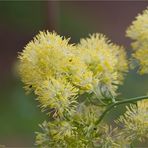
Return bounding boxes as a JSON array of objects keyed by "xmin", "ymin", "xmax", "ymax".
[
  {"xmin": 126, "ymin": 8, "xmax": 148, "ymax": 74},
  {"xmin": 76, "ymin": 34, "xmax": 128, "ymax": 97},
  {"xmin": 118, "ymin": 100, "xmax": 148, "ymax": 142}
]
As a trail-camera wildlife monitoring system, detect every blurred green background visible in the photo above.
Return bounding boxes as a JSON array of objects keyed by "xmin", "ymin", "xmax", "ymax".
[{"xmin": 0, "ymin": 1, "xmax": 148, "ymax": 147}]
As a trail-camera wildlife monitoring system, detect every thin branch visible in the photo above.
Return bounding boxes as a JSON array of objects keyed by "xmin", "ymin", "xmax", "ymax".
[{"xmin": 95, "ymin": 95, "xmax": 148, "ymax": 125}]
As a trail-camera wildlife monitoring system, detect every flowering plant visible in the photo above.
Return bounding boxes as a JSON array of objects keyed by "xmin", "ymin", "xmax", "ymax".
[{"xmin": 18, "ymin": 8, "xmax": 148, "ymax": 147}]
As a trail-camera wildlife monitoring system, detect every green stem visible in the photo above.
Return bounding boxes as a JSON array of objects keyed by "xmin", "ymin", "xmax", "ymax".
[{"xmin": 95, "ymin": 95, "xmax": 148, "ymax": 125}]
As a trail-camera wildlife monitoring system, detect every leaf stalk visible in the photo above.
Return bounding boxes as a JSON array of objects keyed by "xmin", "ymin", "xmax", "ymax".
[{"xmin": 95, "ymin": 95, "xmax": 148, "ymax": 125}]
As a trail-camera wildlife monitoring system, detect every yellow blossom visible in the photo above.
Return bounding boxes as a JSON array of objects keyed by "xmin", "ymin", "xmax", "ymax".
[
  {"xmin": 117, "ymin": 99, "xmax": 148, "ymax": 142},
  {"xmin": 18, "ymin": 31, "xmax": 95, "ymax": 117},
  {"xmin": 35, "ymin": 78, "xmax": 78, "ymax": 117},
  {"xmin": 76, "ymin": 33, "xmax": 128, "ymax": 97},
  {"xmin": 126, "ymin": 7, "xmax": 148, "ymax": 74}
]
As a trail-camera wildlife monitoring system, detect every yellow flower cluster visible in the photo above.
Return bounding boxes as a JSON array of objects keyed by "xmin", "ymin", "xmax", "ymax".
[
  {"xmin": 35, "ymin": 78, "xmax": 78, "ymax": 117},
  {"xmin": 35, "ymin": 105, "xmax": 130, "ymax": 148},
  {"xmin": 18, "ymin": 31, "xmax": 89, "ymax": 117},
  {"xmin": 118, "ymin": 100, "xmax": 148, "ymax": 142},
  {"xmin": 95, "ymin": 125, "xmax": 129, "ymax": 148},
  {"xmin": 18, "ymin": 31, "xmax": 127, "ymax": 117},
  {"xmin": 17, "ymin": 7, "xmax": 148, "ymax": 147},
  {"xmin": 76, "ymin": 34, "xmax": 128, "ymax": 97},
  {"xmin": 126, "ymin": 8, "xmax": 148, "ymax": 74}
]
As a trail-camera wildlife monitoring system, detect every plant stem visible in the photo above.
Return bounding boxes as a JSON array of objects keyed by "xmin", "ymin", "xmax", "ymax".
[{"xmin": 95, "ymin": 95, "xmax": 148, "ymax": 125}]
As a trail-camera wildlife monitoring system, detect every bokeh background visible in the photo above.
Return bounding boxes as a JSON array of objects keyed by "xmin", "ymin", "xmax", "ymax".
[{"xmin": 0, "ymin": 1, "xmax": 148, "ymax": 147}]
